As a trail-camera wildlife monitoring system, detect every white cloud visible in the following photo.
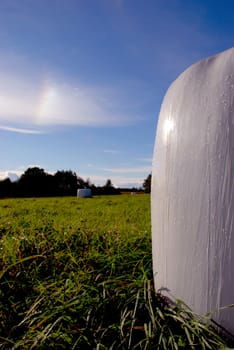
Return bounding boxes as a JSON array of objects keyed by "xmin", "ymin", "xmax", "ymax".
[
  {"xmin": 0, "ymin": 170, "xmax": 22, "ymax": 181},
  {"xmin": 0, "ymin": 165, "xmax": 146, "ymax": 188},
  {"xmin": 102, "ymin": 166, "xmax": 152, "ymax": 174},
  {"xmin": 0, "ymin": 164, "xmax": 53, "ymax": 181}
]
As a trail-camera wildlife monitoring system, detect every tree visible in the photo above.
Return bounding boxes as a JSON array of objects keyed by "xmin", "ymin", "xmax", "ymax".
[
  {"xmin": 143, "ymin": 174, "xmax": 152, "ymax": 193},
  {"xmin": 104, "ymin": 179, "xmax": 113, "ymax": 188},
  {"xmin": 0, "ymin": 178, "xmax": 12, "ymax": 198},
  {"xmin": 101, "ymin": 178, "xmax": 120, "ymax": 195},
  {"xmin": 54, "ymin": 170, "xmax": 78, "ymax": 196},
  {"xmin": 17, "ymin": 167, "xmax": 50, "ymax": 197}
]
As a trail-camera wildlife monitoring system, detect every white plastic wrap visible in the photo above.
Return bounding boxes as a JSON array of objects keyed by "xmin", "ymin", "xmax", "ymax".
[
  {"xmin": 151, "ymin": 47, "xmax": 234, "ymax": 333},
  {"xmin": 77, "ymin": 189, "xmax": 92, "ymax": 198}
]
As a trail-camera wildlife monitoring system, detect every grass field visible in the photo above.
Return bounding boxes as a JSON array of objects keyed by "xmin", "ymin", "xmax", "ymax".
[{"xmin": 0, "ymin": 195, "xmax": 230, "ymax": 349}]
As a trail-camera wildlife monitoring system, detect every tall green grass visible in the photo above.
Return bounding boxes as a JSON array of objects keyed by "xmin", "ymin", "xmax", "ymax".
[{"xmin": 0, "ymin": 195, "xmax": 231, "ymax": 349}]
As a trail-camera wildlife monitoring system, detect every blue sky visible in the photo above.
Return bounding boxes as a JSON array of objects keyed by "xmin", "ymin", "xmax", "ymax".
[{"xmin": 0, "ymin": 0, "xmax": 233, "ymax": 187}]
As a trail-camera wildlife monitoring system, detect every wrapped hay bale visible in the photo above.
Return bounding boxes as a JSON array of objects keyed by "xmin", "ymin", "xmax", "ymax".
[
  {"xmin": 77, "ymin": 188, "xmax": 92, "ymax": 198},
  {"xmin": 152, "ymin": 48, "xmax": 234, "ymax": 334}
]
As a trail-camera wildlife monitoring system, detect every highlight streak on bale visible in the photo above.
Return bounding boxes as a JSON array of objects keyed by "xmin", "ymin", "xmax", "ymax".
[{"xmin": 151, "ymin": 47, "xmax": 234, "ymax": 334}]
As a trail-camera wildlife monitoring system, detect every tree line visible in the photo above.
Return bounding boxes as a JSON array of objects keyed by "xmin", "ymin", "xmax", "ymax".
[
  {"xmin": 0, "ymin": 167, "xmax": 121, "ymax": 198},
  {"xmin": 0, "ymin": 167, "xmax": 151, "ymax": 198}
]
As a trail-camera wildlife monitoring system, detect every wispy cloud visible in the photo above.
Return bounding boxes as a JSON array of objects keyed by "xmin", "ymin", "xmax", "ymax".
[
  {"xmin": 102, "ymin": 166, "xmax": 151, "ymax": 174},
  {"xmin": 0, "ymin": 64, "xmax": 145, "ymax": 131},
  {"xmin": 0, "ymin": 125, "xmax": 44, "ymax": 134},
  {"xmin": 136, "ymin": 157, "xmax": 152, "ymax": 163},
  {"xmin": 104, "ymin": 149, "xmax": 121, "ymax": 154}
]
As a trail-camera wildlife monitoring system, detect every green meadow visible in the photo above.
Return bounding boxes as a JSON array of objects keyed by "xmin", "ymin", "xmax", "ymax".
[{"xmin": 0, "ymin": 195, "xmax": 230, "ymax": 349}]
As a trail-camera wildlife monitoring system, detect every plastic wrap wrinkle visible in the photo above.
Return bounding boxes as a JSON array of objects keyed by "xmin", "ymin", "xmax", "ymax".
[{"xmin": 151, "ymin": 47, "xmax": 234, "ymax": 334}]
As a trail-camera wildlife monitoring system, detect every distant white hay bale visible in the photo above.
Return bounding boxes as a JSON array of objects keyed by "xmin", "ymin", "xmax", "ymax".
[
  {"xmin": 77, "ymin": 188, "xmax": 92, "ymax": 198},
  {"xmin": 152, "ymin": 47, "xmax": 234, "ymax": 334}
]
